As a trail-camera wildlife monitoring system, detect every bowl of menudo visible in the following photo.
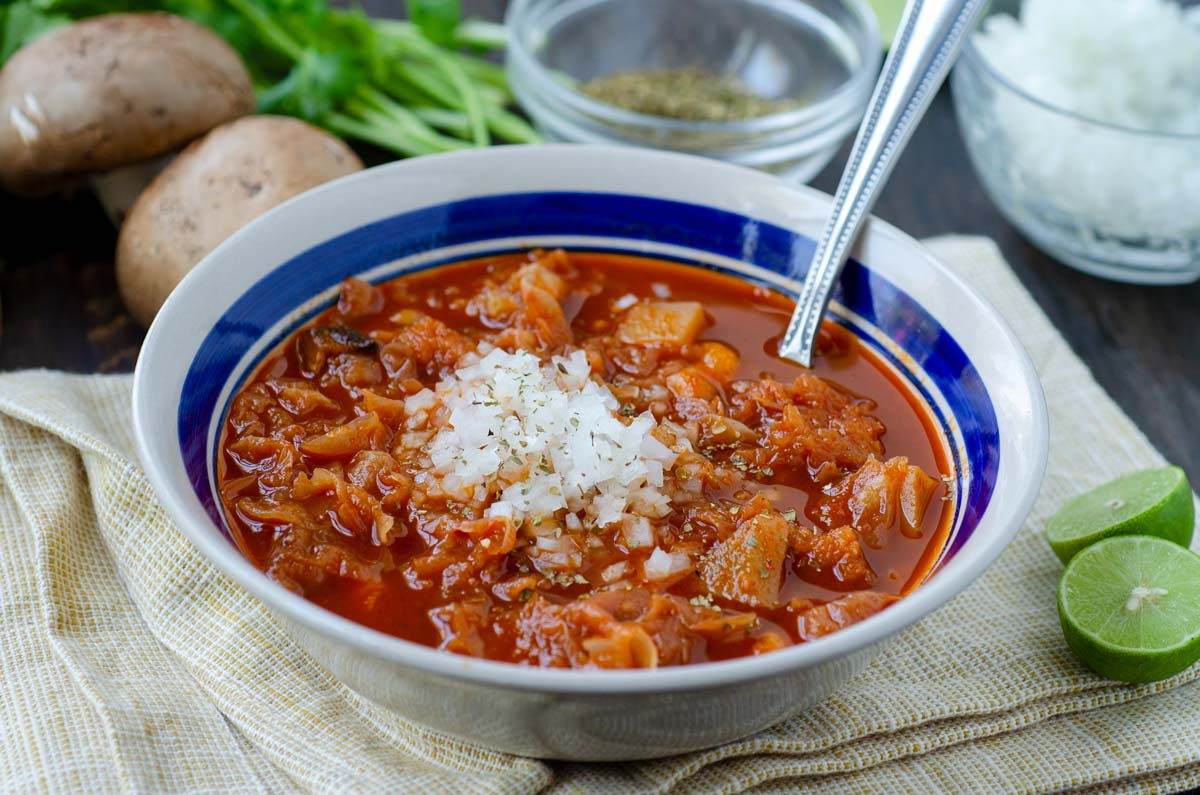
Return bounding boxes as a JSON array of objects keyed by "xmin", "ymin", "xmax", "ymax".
[{"xmin": 133, "ymin": 144, "xmax": 1048, "ymax": 760}]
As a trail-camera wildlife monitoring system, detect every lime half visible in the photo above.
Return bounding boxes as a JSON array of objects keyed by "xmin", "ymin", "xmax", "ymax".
[
  {"xmin": 1058, "ymin": 535, "xmax": 1200, "ymax": 683},
  {"xmin": 1045, "ymin": 466, "xmax": 1194, "ymax": 564}
]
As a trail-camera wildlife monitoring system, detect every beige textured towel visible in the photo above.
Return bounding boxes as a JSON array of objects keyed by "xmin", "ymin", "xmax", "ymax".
[{"xmin": 0, "ymin": 236, "xmax": 1197, "ymax": 795}]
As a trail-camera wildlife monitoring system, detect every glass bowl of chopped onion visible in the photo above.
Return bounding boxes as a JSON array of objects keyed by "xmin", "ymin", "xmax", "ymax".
[
  {"xmin": 504, "ymin": 0, "xmax": 881, "ymax": 183},
  {"xmin": 952, "ymin": 0, "xmax": 1200, "ymax": 284}
]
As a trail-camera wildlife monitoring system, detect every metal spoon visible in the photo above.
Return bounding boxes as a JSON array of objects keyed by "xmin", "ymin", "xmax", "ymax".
[{"xmin": 777, "ymin": 0, "xmax": 988, "ymax": 367}]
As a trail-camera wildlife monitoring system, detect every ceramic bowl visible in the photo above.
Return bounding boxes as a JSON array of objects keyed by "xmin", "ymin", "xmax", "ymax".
[{"xmin": 133, "ymin": 144, "xmax": 1048, "ymax": 761}]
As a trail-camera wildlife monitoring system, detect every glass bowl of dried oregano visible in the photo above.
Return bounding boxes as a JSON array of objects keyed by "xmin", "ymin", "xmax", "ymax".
[{"xmin": 505, "ymin": 0, "xmax": 882, "ymax": 182}]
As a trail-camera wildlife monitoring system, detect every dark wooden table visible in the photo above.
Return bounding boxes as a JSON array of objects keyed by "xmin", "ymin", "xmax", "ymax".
[{"xmin": 2, "ymin": 0, "xmax": 1197, "ymax": 490}]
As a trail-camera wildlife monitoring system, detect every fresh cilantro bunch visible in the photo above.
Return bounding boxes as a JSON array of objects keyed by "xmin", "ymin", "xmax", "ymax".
[
  {"xmin": 0, "ymin": 0, "xmax": 537, "ymax": 156},
  {"xmin": 0, "ymin": 0, "xmax": 69, "ymax": 61}
]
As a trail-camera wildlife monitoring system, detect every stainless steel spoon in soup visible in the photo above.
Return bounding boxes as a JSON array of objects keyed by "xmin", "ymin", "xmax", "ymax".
[{"xmin": 778, "ymin": 0, "xmax": 989, "ymax": 368}]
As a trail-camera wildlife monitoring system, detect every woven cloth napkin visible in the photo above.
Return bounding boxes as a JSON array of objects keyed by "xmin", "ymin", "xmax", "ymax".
[{"xmin": 1, "ymin": 235, "xmax": 1197, "ymax": 795}]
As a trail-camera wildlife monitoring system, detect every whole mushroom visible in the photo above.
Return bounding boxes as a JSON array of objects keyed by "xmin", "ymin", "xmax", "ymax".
[
  {"xmin": 0, "ymin": 13, "xmax": 255, "ymax": 197},
  {"xmin": 116, "ymin": 115, "xmax": 364, "ymax": 327}
]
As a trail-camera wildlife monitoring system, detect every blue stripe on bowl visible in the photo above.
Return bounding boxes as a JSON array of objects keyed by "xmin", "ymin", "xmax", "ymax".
[{"xmin": 179, "ymin": 192, "xmax": 1000, "ymax": 566}]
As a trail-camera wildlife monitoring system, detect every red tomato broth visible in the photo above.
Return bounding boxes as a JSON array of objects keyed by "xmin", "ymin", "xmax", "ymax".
[{"xmin": 218, "ymin": 251, "xmax": 952, "ymax": 667}]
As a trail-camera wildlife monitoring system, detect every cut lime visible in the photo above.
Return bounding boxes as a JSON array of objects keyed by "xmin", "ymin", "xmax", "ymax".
[
  {"xmin": 1058, "ymin": 535, "xmax": 1200, "ymax": 683},
  {"xmin": 1045, "ymin": 466, "xmax": 1194, "ymax": 564}
]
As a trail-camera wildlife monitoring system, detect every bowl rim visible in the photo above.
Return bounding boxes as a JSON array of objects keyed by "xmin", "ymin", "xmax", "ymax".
[
  {"xmin": 960, "ymin": 35, "xmax": 1200, "ymax": 142},
  {"xmin": 504, "ymin": 0, "xmax": 882, "ymax": 135},
  {"xmin": 133, "ymin": 144, "xmax": 1048, "ymax": 696}
]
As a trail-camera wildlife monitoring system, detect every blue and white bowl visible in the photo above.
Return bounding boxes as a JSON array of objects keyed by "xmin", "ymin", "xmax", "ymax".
[{"xmin": 133, "ymin": 145, "xmax": 1048, "ymax": 761}]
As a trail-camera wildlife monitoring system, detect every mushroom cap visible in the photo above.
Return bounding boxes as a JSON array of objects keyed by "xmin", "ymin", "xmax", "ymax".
[
  {"xmin": 116, "ymin": 115, "xmax": 364, "ymax": 327},
  {"xmin": 0, "ymin": 13, "xmax": 255, "ymax": 195}
]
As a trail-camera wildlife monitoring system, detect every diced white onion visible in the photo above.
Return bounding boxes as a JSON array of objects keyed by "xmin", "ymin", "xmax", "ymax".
[
  {"xmin": 613, "ymin": 293, "xmax": 639, "ymax": 310},
  {"xmin": 643, "ymin": 547, "xmax": 693, "ymax": 581},
  {"xmin": 600, "ymin": 561, "xmax": 629, "ymax": 582},
  {"xmin": 621, "ymin": 515, "xmax": 654, "ymax": 549},
  {"xmin": 409, "ymin": 347, "xmax": 693, "ymax": 533}
]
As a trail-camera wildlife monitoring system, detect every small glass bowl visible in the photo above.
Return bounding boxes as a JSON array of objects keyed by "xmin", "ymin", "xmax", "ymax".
[
  {"xmin": 952, "ymin": 6, "xmax": 1200, "ymax": 284},
  {"xmin": 504, "ymin": 0, "xmax": 881, "ymax": 183}
]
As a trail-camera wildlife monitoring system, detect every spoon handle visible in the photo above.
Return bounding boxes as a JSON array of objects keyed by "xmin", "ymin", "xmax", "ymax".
[{"xmin": 778, "ymin": 0, "xmax": 988, "ymax": 367}]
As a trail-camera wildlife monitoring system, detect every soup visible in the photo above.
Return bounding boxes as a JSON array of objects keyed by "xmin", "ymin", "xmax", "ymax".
[{"xmin": 218, "ymin": 250, "xmax": 951, "ymax": 668}]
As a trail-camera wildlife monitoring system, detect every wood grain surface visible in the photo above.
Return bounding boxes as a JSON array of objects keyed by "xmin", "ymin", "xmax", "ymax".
[{"xmin": 0, "ymin": 0, "xmax": 1196, "ymax": 487}]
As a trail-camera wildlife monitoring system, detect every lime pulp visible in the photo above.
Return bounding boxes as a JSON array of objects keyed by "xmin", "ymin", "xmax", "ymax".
[{"xmin": 1058, "ymin": 535, "xmax": 1200, "ymax": 683}]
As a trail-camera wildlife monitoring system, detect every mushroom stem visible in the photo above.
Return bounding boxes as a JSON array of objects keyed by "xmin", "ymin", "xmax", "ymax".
[{"xmin": 89, "ymin": 154, "xmax": 174, "ymax": 226}]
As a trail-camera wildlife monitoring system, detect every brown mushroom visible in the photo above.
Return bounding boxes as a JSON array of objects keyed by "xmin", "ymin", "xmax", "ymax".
[
  {"xmin": 0, "ymin": 13, "xmax": 255, "ymax": 196},
  {"xmin": 116, "ymin": 115, "xmax": 364, "ymax": 327}
]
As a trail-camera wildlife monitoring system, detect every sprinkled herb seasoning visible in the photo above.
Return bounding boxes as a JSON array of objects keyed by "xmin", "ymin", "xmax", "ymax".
[{"xmin": 581, "ymin": 66, "xmax": 795, "ymax": 122}]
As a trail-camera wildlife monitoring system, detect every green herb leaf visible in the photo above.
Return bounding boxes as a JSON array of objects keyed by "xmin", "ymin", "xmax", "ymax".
[
  {"xmin": 258, "ymin": 49, "xmax": 361, "ymax": 120},
  {"xmin": 0, "ymin": 0, "xmax": 70, "ymax": 65},
  {"xmin": 407, "ymin": 0, "xmax": 458, "ymax": 45},
  {"xmin": 0, "ymin": 0, "xmax": 536, "ymax": 157}
]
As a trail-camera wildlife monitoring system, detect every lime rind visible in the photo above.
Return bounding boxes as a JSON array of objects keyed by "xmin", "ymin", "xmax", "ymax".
[
  {"xmin": 1045, "ymin": 466, "xmax": 1195, "ymax": 564},
  {"xmin": 1058, "ymin": 535, "xmax": 1200, "ymax": 683}
]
